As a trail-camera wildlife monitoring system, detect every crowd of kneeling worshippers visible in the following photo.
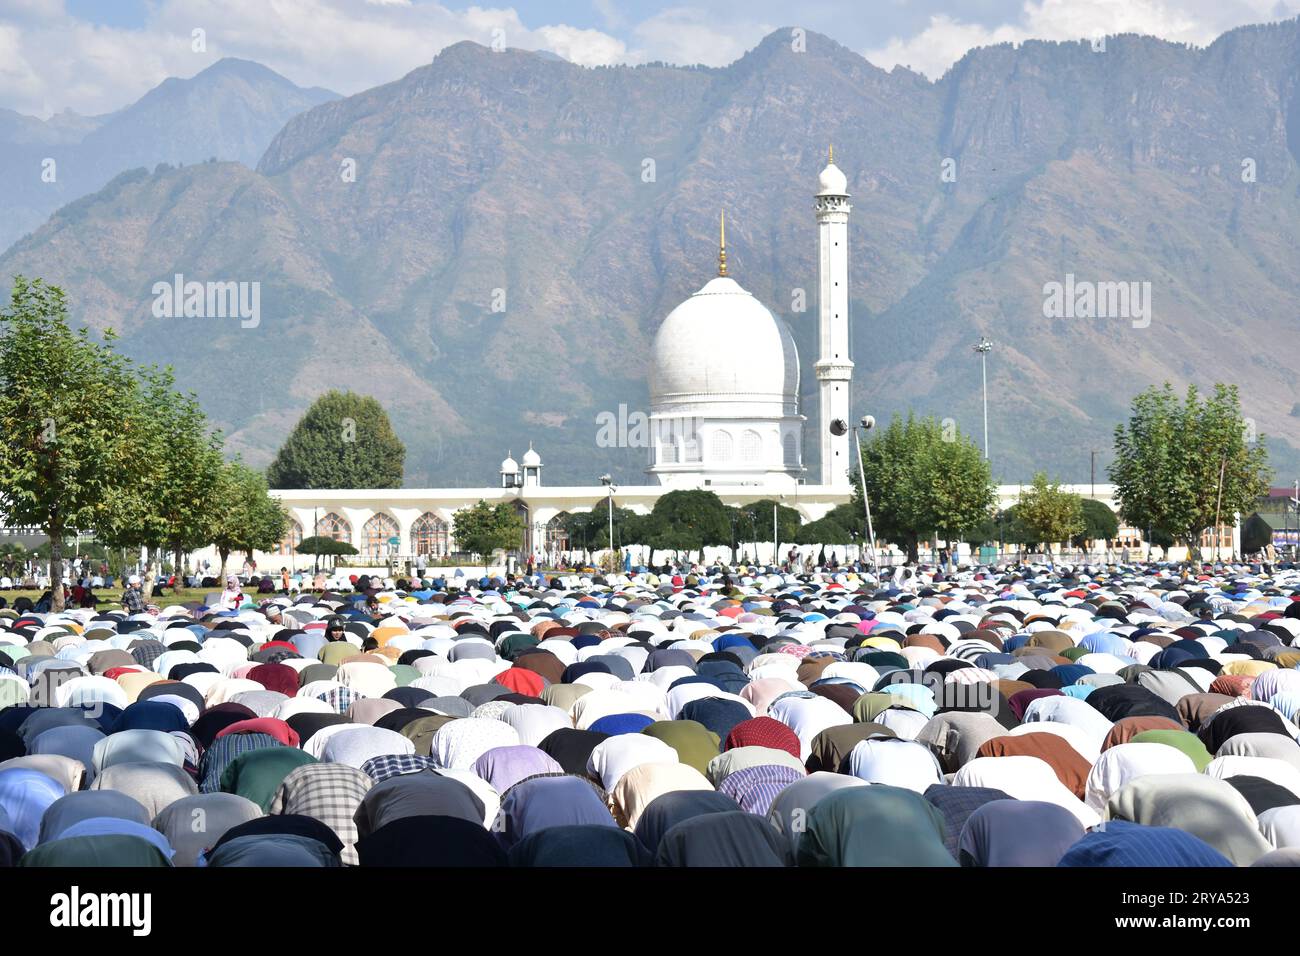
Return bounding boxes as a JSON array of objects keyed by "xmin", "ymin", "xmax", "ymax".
[{"xmin": 1, "ymin": 559, "xmax": 1300, "ymax": 867}]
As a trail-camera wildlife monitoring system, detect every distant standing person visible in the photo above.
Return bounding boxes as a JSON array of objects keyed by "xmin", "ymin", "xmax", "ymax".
[{"xmin": 121, "ymin": 575, "xmax": 146, "ymax": 615}]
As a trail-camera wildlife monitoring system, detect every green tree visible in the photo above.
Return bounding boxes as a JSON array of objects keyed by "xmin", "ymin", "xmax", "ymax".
[
  {"xmin": 1073, "ymin": 498, "xmax": 1120, "ymax": 549},
  {"xmin": 453, "ymin": 501, "xmax": 524, "ymax": 562},
  {"xmin": 210, "ymin": 461, "xmax": 289, "ymax": 579},
  {"xmin": 298, "ymin": 535, "xmax": 359, "ymax": 570},
  {"xmin": 823, "ymin": 502, "xmax": 867, "ymax": 542},
  {"xmin": 0, "ymin": 277, "xmax": 154, "ymax": 611},
  {"xmin": 1110, "ymin": 383, "xmax": 1271, "ymax": 559},
  {"xmin": 738, "ymin": 499, "xmax": 802, "ymax": 549},
  {"xmin": 143, "ymin": 367, "xmax": 225, "ymax": 587},
  {"xmin": 796, "ymin": 516, "xmax": 853, "ymax": 545},
  {"xmin": 266, "ymin": 391, "xmax": 405, "ymax": 489},
  {"xmin": 856, "ymin": 414, "xmax": 996, "ymax": 562},
  {"xmin": 642, "ymin": 490, "xmax": 730, "ymax": 556},
  {"xmin": 1016, "ymin": 472, "xmax": 1085, "ymax": 556}
]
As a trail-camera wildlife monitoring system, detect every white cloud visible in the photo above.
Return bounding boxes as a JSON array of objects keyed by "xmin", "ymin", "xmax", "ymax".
[
  {"xmin": 534, "ymin": 24, "xmax": 629, "ymax": 65},
  {"xmin": 0, "ymin": 0, "xmax": 634, "ymax": 116},
  {"xmin": 629, "ymin": 6, "xmax": 772, "ymax": 66},
  {"xmin": 0, "ymin": 0, "xmax": 1294, "ymax": 116},
  {"xmin": 866, "ymin": 0, "xmax": 1293, "ymax": 78}
]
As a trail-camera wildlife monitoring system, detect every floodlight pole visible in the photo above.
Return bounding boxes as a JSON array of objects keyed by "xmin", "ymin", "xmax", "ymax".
[
  {"xmin": 853, "ymin": 425, "xmax": 877, "ymax": 567},
  {"xmin": 974, "ymin": 337, "xmax": 992, "ymax": 460}
]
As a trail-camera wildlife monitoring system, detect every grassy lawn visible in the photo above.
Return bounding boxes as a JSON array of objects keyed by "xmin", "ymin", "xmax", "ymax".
[{"xmin": 2, "ymin": 588, "xmax": 269, "ymax": 611}]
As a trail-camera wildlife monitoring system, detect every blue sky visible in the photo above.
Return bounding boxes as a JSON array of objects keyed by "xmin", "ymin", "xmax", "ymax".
[{"xmin": 3, "ymin": 0, "xmax": 1296, "ymax": 116}]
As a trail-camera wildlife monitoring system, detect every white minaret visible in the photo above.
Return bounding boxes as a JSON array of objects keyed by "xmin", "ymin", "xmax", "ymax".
[{"xmin": 815, "ymin": 147, "xmax": 853, "ymax": 487}]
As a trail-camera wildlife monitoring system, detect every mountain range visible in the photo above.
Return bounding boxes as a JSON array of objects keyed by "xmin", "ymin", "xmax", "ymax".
[
  {"xmin": 0, "ymin": 58, "xmax": 337, "ymax": 252},
  {"xmin": 2, "ymin": 23, "xmax": 1298, "ymax": 488}
]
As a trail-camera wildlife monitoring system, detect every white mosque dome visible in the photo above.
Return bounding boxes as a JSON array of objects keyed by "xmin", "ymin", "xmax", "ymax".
[
  {"xmin": 521, "ymin": 445, "xmax": 542, "ymax": 467},
  {"xmin": 817, "ymin": 161, "xmax": 848, "ymax": 196},
  {"xmin": 650, "ymin": 276, "xmax": 799, "ymax": 406},
  {"xmin": 500, "ymin": 454, "xmax": 519, "ymax": 474}
]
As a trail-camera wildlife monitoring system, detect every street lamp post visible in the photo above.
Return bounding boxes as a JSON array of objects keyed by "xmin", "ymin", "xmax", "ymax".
[
  {"xmin": 599, "ymin": 475, "xmax": 616, "ymax": 563},
  {"xmin": 831, "ymin": 416, "xmax": 877, "ymax": 567},
  {"xmin": 773, "ymin": 498, "xmax": 779, "ymax": 568},
  {"xmin": 974, "ymin": 337, "xmax": 992, "ymax": 460}
]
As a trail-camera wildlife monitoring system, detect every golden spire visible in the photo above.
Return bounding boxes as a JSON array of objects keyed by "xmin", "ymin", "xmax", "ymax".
[
  {"xmin": 829, "ymin": 143, "xmax": 834, "ymax": 165},
  {"xmin": 717, "ymin": 209, "xmax": 728, "ymax": 277}
]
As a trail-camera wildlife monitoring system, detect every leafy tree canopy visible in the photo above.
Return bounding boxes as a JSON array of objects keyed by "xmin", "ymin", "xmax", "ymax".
[{"xmin": 267, "ymin": 390, "xmax": 405, "ymax": 490}]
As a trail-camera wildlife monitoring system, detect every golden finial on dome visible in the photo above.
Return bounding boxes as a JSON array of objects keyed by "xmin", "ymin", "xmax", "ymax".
[
  {"xmin": 829, "ymin": 143, "xmax": 833, "ymax": 165},
  {"xmin": 718, "ymin": 209, "xmax": 728, "ymax": 277}
]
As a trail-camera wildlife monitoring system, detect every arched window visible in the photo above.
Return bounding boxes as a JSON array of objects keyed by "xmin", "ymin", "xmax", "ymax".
[
  {"xmin": 316, "ymin": 512, "xmax": 351, "ymax": 543},
  {"xmin": 741, "ymin": 429, "xmax": 762, "ymax": 462},
  {"xmin": 410, "ymin": 512, "xmax": 450, "ymax": 558},
  {"xmin": 683, "ymin": 434, "xmax": 701, "ymax": 462},
  {"xmin": 783, "ymin": 432, "xmax": 798, "ymax": 465},
  {"xmin": 361, "ymin": 512, "xmax": 399, "ymax": 557},
  {"xmin": 277, "ymin": 519, "xmax": 303, "ymax": 556},
  {"xmin": 711, "ymin": 430, "xmax": 733, "ymax": 462}
]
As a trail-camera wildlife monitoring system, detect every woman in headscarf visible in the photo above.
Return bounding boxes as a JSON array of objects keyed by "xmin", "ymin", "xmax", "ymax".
[
  {"xmin": 493, "ymin": 774, "xmax": 614, "ymax": 849},
  {"xmin": 216, "ymin": 575, "xmax": 246, "ymax": 613},
  {"xmin": 655, "ymin": 811, "xmax": 791, "ymax": 867},
  {"xmin": 611, "ymin": 762, "xmax": 714, "ymax": 831},
  {"xmin": 1057, "ymin": 820, "xmax": 1232, "ymax": 867},
  {"xmin": 957, "ymin": 800, "xmax": 1084, "ymax": 867},
  {"xmin": 152, "ymin": 792, "xmax": 263, "ymax": 867},
  {"xmin": 796, "ymin": 785, "xmax": 956, "ymax": 867},
  {"xmin": 1105, "ymin": 773, "xmax": 1272, "ymax": 865}
]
